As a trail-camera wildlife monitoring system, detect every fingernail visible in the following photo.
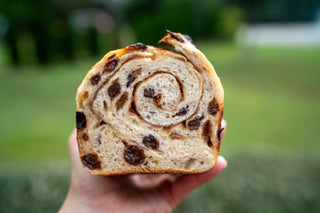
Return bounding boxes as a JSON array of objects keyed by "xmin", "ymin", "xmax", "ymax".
[
  {"xmin": 218, "ymin": 156, "xmax": 228, "ymax": 167},
  {"xmin": 221, "ymin": 119, "xmax": 227, "ymax": 128}
]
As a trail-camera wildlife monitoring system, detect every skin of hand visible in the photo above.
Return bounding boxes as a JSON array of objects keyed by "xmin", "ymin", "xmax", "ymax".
[{"xmin": 59, "ymin": 120, "xmax": 227, "ymax": 213}]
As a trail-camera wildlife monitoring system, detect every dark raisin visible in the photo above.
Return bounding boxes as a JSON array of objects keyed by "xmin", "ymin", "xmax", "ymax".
[
  {"xmin": 116, "ymin": 92, "xmax": 128, "ymax": 110},
  {"xmin": 99, "ymin": 120, "xmax": 106, "ymax": 125},
  {"xmin": 81, "ymin": 153, "xmax": 101, "ymax": 169},
  {"xmin": 217, "ymin": 128, "xmax": 225, "ymax": 141},
  {"xmin": 187, "ymin": 117, "xmax": 202, "ymax": 130},
  {"xmin": 127, "ymin": 43, "xmax": 147, "ymax": 50},
  {"xmin": 182, "ymin": 120, "xmax": 187, "ymax": 128},
  {"xmin": 82, "ymin": 133, "xmax": 89, "ymax": 141},
  {"xmin": 127, "ymin": 69, "xmax": 142, "ymax": 87},
  {"xmin": 153, "ymin": 94, "xmax": 162, "ymax": 107},
  {"xmin": 104, "ymin": 54, "xmax": 118, "ymax": 73},
  {"xmin": 76, "ymin": 111, "xmax": 87, "ymax": 130},
  {"xmin": 127, "ymin": 73, "xmax": 137, "ymax": 87},
  {"xmin": 108, "ymin": 82, "xmax": 121, "ymax": 99},
  {"xmin": 129, "ymin": 101, "xmax": 137, "ymax": 114},
  {"xmin": 202, "ymin": 120, "xmax": 212, "ymax": 140},
  {"xmin": 143, "ymin": 135, "xmax": 159, "ymax": 149},
  {"xmin": 208, "ymin": 99, "xmax": 219, "ymax": 115},
  {"xmin": 90, "ymin": 74, "xmax": 101, "ymax": 85},
  {"xmin": 144, "ymin": 88, "xmax": 155, "ymax": 98},
  {"xmin": 174, "ymin": 106, "xmax": 189, "ymax": 117},
  {"xmin": 124, "ymin": 145, "xmax": 145, "ymax": 165},
  {"xmin": 207, "ymin": 138, "xmax": 213, "ymax": 147}
]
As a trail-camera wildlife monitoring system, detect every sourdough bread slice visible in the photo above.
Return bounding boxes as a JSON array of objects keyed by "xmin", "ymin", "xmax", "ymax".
[{"xmin": 76, "ymin": 31, "xmax": 224, "ymax": 175}]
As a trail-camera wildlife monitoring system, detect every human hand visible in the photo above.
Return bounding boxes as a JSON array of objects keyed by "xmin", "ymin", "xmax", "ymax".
[{"xmin": 59, "ymin": 120, "xmax": 227, "ymax": 213}]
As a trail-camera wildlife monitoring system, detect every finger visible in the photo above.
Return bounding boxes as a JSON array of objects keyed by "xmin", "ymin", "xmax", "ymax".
[
  {"xmin": 68, "ymin": 129, "xmax": 97, "ymax": 180},
  {"xmin": 130, "ymin": 174, "xmax": 177, "ymax": 189},
  {"xmin": 68, "ymin": 129, "xmax": 84, "ymax": 173},
  {"xmin": 161, "ymin": 156, "xmax": 227, "ymax": 208}
]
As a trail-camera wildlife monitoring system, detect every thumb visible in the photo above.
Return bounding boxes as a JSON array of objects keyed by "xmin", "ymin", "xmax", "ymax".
[{"xmin": 161, "ymin": 156, "xmax": 227, "ymax": 208}]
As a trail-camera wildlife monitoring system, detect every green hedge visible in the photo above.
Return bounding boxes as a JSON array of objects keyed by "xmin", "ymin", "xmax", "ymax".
[
  {"xmin": 125, "ymin": 0, "xmax": 243, "ymax": 44},
  {"xmin": 1, "ymin": 153, "xmax": 319, "ymax": 213}
]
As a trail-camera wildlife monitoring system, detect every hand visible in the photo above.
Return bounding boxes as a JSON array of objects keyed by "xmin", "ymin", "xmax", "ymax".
[{"xmin": 59, "ymin": 120, "xmax": 227, "ymax": 213}]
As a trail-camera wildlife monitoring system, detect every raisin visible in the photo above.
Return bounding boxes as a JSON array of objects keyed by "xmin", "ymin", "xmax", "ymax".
[
  {"xmin": 81, "ymin": 153, "xmax": 101, "ymax": 169},
  {"xmin": 76, "ymin": 111, "xmax": 87, "ymax": 130},
  {"xmin": 127, "ymin": 43, "xmax": 147, "ymax": 50},
  {"xmin": 208, "ymin": 99, "xmax": 219, "ymax": 115},
  {"xmin": 116, "ymin": 92, "xmax": 128, "ymax": 110},
  {"xmin": 108, "ymin": 82, "xmax": 121, "ymax": 99},
  {"xmin": 90, "ymin": 74, "xmax": 101, "ymax": 85},
  {"xmin": 82, "ymin": 133, "xmax": 89, "ymax": 141},
  {"xmin": 153, "ymin": 94, "xmax": 162, "ymax": 107},
  {"xmin": 144, "ymin": 88, "xmax": 155, "ymax": 98},
  {"xmin": 174, "ymin": 106, "xmax": 189, "ymax": 117},
  {"xmin": 124, "ymin": 145, "xmax": 145, "ymax": 165},
  {"xmin": 127, "ymin": 73, "xmax": 137, "ymax": 87},
  {"xmin": 217, "ymin": 128, "xmax": 225, "ymax": 141},
  {"xmin": 127, "ymin": 68, "xmax": 142, "ymax": 87},
  {"xmin": 202, "ymin": 120, "xmax": 212, "ymax": 140},
  {"xmin": 104, "ymin": 54, "xmax": 118, "ymax": 73},
  {"xmin": 187, "ymin": 117, "xmax": 202, "ymax": 130},
  {"xmin": 99, "ymin": 120, "xmax": 106, "ymax": 125},
  {"xmin": 207, "ymin": 138, "xmax": 213, "ymax": 147},
  {"xmin": 143, "ymin": 135, "xmax": 159, "ymax": 149},
  {"xmin": 129, "ymin": 101, "xmax": 138, "ymax": 114}
]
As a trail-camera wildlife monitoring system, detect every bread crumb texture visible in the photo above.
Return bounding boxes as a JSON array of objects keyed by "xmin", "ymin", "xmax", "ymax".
[{"xmin": 76, "ymin": 31, "xmax": 224, "ymax": 175}]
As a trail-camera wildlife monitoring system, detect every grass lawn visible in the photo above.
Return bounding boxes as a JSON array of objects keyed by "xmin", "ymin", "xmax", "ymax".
[{"xmin": 0, "ymin": 42, "xmax": 320, "ymax": 212}]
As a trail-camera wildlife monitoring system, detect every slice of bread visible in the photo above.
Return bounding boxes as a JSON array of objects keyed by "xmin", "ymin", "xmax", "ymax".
[{"xmin": 76, "ymin": 31, "xmax": 224, "ymax": 175}]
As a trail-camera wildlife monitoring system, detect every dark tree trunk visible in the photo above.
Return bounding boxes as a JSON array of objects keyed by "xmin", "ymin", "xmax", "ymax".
[{"xmin": 5, "ymin": 27, "xmax": 19, "ymax": 65}]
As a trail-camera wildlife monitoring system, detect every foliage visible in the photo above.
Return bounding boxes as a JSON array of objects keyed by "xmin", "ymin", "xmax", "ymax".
[
  {"xmin": 0, "ymin": 0, "xmax": 112, "ymax": 65},
  {"xmin": 125, "ymin": 0, "xmax": 243, "ymax": 44},
  {"xmin": 0, "ymin": 164, "xmax": 69, "ymax": 213},
  {"xmin": 176, "ymin": 153, "xmax": 320, "ymax": 213},
  {"xmin": 229, "ymin": 0, "xmax": 320, "ymax": 22},
  {"xmin": 0, "ymin": 154, "xmax": 319, "ymax": 212}
]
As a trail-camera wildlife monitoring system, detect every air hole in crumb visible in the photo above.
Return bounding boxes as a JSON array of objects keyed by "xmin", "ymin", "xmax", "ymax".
[{"xmin": 103, "ymin": 101, "xmax": 108, "ymax": 112}]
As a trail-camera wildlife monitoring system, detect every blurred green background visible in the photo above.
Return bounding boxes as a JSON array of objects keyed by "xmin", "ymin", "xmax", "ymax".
[{"xmin": 1, "ymin": 0, "xmax": 320, "ymax": 212}]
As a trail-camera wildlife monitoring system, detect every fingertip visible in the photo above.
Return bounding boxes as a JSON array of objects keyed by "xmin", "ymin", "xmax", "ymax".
[
  {"xmin": 217, "ymin": 155, "xmax": 228, "ymax": 168},
  {"xmin": 221, "ymin": 119, "xmax": 227, "ymax": 128},
  {"xmin": 198, "ymin": 156, "xmax": 227, "ymax": 181},
  {"xmin": 164, "ymin": 156, "xmax": 228, "ymax": 208},
  {"xmin": 220, "ymin": 119, "xmax": 227, "ymax": 141}
]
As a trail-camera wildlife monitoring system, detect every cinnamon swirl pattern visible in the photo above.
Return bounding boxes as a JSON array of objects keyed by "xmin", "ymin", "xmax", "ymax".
[{"xmin": 76, "ymin": 31, "xmax": 224, "ymax": 175}]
